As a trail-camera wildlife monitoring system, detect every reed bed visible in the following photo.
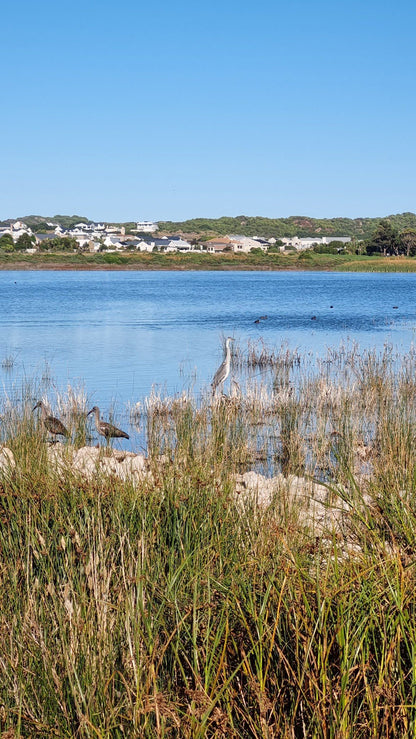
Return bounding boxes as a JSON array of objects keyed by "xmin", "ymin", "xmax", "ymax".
[{"xmin": 1, "ymin": 341, "xmax": 416, "ymax": 737}]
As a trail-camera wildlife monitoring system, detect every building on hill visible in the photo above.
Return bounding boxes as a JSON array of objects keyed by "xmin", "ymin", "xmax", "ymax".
[
  {"xmin": 143, "ymin": 237, "xmax": 169, "ymax": 251},
  {"xmin": 281, "ymin": 236, "xmax": 351, "ymax": 251},
  {"xmin": 135, "ymin": 240, "xmax": 156, "ymax": 252},
  {"xmin": 134, "ymin": 221, "xmax": 158, "ymax": 233},
  {"xmin": 12, "ymin": 221, "xmax": 30, "ymax": 232},
  {"xmin": 164, "ymin": 237, "xmax": 193, "ymax": 252},
  {"xmin": 252, "ymin": 236, "xmax": 276, "ymax": 247},
  {"xmin": 205, "ymin": 237, "xmax": 233, "ymax": 253},
  {"xmin": 136, "ymin": 237, "xmax": 193, "ymax": 252},
  {"xmin": 205, "ymin": 235, "xmax": 269, "ymax": 254},
  {"xmin": 206, "ymin": 237, "xmax": 232, "ymax": 253},
  {"xmin": 228, "ymin": 235, "xmax": 268, "ymax": 253},
  {"xmin": 0, "ymin": 221, "xmax": 34, "ymax": 243},
  {"xmin": 103, "ymin": 235, "xmax": 125, "ymax": 250},
  {"xmin": 73, "ymin": 223, "xmax": 92, "ymax": 231}
]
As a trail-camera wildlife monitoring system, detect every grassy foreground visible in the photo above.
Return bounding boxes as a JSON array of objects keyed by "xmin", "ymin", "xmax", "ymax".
[
  {"xmin": 2, "ymin": 342, "xmax": 416, "ymax": 736},
  {"xmin": 2, "ymin": 250, "xmax": 416, "ymax": 271}
]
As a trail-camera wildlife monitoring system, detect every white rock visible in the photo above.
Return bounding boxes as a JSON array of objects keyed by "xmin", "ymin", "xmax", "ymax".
[
  {"xmin": 72, "ymin": 446, "xmax": 101, "ymax": 479},
  {"xmin": 69, "ymin": 446, "xmax": 149, "ymax": 484},
  {"xmin": 0, "ymin": 446, "xmax": 15, "ymax": 472},
  {"xmin": 234, "ymin": 471, "xmax": 278, "ymax": 508},
  {"xmin": 46, "ymin": 443, "xmax": 74, "ymax": 473},
  {"xmin": 233, "ymin": 470, "xmax": 372, "ymax": 541},
  {"xmin": 123, "ymin": 454, "xmax": 148, "ymax": 479}
]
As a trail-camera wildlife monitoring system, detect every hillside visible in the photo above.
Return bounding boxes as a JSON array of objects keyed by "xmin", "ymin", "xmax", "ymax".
[
  {"xmin": 0, "ymin": 214, "xmax": 91, "ymax": 231},
  {"xmin": 2, "ymin": 212, "xmax": 416, "ymax": 240},
  {"xmin": 157, "ymin": 212, "xmax": 416, "ymax": 240}
]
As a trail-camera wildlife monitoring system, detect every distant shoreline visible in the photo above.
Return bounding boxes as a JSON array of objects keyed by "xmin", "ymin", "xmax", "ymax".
[
  {"xmin": 0, "ymin": 262, "xmax": 302, "ymax": 272},
  {"xmin": 1, "ymin": 253, "xmax": 416, "ymax": 273}
]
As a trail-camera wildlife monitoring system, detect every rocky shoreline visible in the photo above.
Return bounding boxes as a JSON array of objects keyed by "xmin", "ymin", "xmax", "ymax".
[{"xmin": 0, "ymin": 443, "xmax": 376, "ymax": 556}]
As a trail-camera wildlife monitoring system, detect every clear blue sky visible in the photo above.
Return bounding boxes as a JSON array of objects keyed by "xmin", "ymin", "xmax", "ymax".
[{"xmin": 1, "ymin": 0, "xmax": 415, "ymax": 222}]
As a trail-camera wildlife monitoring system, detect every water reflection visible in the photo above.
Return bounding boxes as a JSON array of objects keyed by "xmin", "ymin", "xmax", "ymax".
[{"xmin": 1, "ymin": 270, "xmax": 416, "ymax": 452}]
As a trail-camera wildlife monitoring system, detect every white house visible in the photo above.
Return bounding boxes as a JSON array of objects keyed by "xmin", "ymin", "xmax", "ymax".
[
  {"xmin": 206, "ymin": 237, "xmax": 232, "ymax": 253},
  {"xmin": 281, "ymin": 236, "xmax": 351, "ymax": 251},
  {"xmin": 71, "ymin": 227, "xmax": 89, "ymax": 236},
  {"xmin": 228, "ymin": 235, "xmax": 268, "ymax": 253},
  {"xmin": 12, "ymin": 221, "xmax": 31, "ymax": 232},
  {"xmin": 164, "ymin": 237, "xmax": 193, "ymax": 252},
  {"xmin": 104, "ymin": 235, "xmax": 124, "ymax": 249},
  {"xmin": 135, "ymin": 221, "xmax": 158, "ymax": 233},
  {"xmin": 1, "ymin": 221, "xmax": 34, "ymax": 243},
  {"xmin": 136, "ymin": 240, "xmax": 155, "ymax": 252},
  {"xmin": 73, "ymin": 235, "xmax": 92, "ymax": 249}
]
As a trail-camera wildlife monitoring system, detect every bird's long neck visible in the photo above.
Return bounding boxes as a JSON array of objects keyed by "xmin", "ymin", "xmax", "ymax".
[
  {"xmin": 93, "ymin": 408, "xmax": 101, "ymax": 430},
  {"xmin": 225, "ymin": 340, "xmax": 232, "ymax": 365}
]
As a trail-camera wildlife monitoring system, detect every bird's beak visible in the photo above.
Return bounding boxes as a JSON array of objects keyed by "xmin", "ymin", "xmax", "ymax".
[{"xmin": 87, "ymin": 408, "xmax": 93, "ymax": 416}]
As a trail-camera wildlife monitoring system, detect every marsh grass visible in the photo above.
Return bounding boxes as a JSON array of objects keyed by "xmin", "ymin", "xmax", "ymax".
[
  {"xmin": 1, "ymin": 342, "xmax": 416, "ymax": 736},
  {"xmin": 3, "ymin": 250, "xmax": 416, "ymax": 272},
  {"xmin": 1, "ymin": 352, "xmax": 17, "ymax": 371}
]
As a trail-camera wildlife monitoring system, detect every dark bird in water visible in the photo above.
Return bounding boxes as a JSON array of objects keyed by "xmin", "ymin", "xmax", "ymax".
[
  {"xmin": 211, "ymin": 337, "xmax": 234, "ymax": 396},
  {"xmin": 393, "ymin": 306, "xmax": 398, "ymax": 309},
  {"xmin": 32, "ymin": 400, "xmax": 69, "ymax": 441},
  {"xmin": 311, "ymin": 315, "xmax": 317, "ymax": 320},
  {"xmin": 87, "ymin": 406, "xmax": 129, "ymax": 443},
  {"xmin": 254, "ymin": 319, "xmax": 260, "ymax": 324}
]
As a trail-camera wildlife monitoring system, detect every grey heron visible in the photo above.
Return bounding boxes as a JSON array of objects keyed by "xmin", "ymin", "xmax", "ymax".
[
  {"xmin": 87, "ymin": 406, "xmax": 129, "ymax": 444},
  {"xmin": 32, "ymin": 401, "xmax": 69, "ymax": 441},
  {"xmin": 211, "ymin": 337, "xmax": 234, "ymax": 396}
]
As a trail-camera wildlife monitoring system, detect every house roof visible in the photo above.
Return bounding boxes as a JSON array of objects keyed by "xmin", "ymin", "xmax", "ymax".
[
  {"xmin": 206, "ymin": 237, "xmax": 232, "ymax": 245},
  {"xmin": 36, "ymin": 233, "xmax": 55, "ymax": 241}
]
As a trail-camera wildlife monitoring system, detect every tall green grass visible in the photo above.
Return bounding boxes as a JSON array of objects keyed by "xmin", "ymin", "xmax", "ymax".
[{"xmin": 2, "ymin": 343, "xmax": 416, "ymax": 736}]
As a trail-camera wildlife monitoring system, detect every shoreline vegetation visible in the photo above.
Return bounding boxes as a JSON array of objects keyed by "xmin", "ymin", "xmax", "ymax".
[
  {"xmin": 2, "ymin": 340, "xmax": 416, "ymax": 735},
  {"xmin": 2, "ymin": 251, "xmax": 416, "ymax": 271}
]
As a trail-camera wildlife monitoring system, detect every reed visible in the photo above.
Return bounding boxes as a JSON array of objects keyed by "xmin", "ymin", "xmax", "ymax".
[{"xmin": 1, "ymin": 342, "xmax": 416, "ymax": 737}]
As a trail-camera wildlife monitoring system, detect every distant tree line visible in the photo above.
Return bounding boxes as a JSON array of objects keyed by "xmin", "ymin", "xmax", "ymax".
[
  {"xmin": 312, "ymin": 241, "xmax": 349, "ymax": 254},
  {"xmin": 6, "ymin": 212, "xmax": 416, "ymax": 245},
  {"xmin": 0, "ymin": 234, "xmax": 77, "ymax": 252},
  {"xmin": 38, "ymin": 237, "xmax": 78, "ymax": 252},
  {"xmin": 365, "ymin": 220, "xmax": 416, "ymax": 257},
  {"xmin": 157, "ymin": 212, "xmax": 416, "ymax": 241},
  {"xmin": 0, "ymin": 233, "xmax": 36, "ymax": 251}
]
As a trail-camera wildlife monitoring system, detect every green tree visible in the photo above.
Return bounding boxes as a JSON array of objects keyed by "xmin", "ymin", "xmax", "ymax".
[
  {"xmin": 0, "ymin": 233, "xmax": 14, "ymax": 252},
  {"xmin": 32, "ymin": 221, "xmax": 55, "ymax": 232},
  {"xmin": 15, "ymin": 233, "xmax": 35, "ymax": 250},
  {"xmin": 366, "ymin": 220, "xmax": 401, "ymax": 256},
  {"xmin": 313, "ymin": 241, "xmax": 345, "ymax": 254},
  {"xmin": 39, "ymin": 237, "xmax": 77, "ymax": 252},
  {"xmin": 400, "ymin": 229, "xmax": 416, "ymax": 257}
]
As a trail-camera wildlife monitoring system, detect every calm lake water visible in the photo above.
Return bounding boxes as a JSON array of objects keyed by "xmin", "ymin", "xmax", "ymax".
[{"xmin": 1, "ymin": 270, "xmax": 415, "ymax": 450}]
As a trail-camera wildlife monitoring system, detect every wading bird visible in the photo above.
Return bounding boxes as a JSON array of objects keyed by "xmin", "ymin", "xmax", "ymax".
[
  {"xmin": 211, "ymin": 337, "xmax": 234, "ymax": 396},
  {"xmin": 32, "ymin": 400, "xmax": 69, "ymax": 442},
  {"xmin": 87, "ymin": 406, "xmax": 129, "ymax": 444}
]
